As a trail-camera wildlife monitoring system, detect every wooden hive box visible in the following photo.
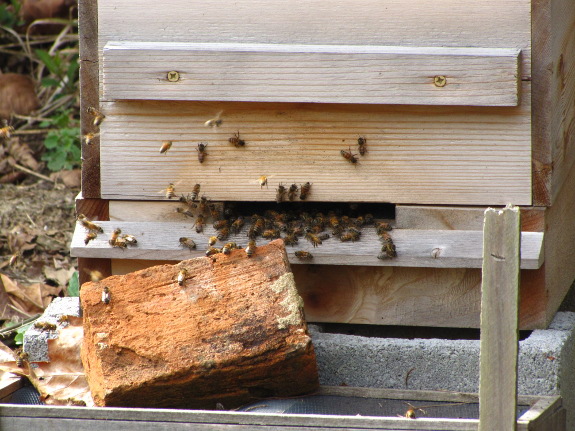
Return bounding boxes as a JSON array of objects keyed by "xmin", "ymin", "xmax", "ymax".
[{"xmin": 72, "ymin": 0, "xmax": 575, "ymax": 329}]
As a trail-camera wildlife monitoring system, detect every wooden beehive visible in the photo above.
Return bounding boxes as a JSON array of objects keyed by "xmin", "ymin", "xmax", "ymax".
[{"xmin": 73, "ymin": 0, "xmax": 575, "ymax": 329}]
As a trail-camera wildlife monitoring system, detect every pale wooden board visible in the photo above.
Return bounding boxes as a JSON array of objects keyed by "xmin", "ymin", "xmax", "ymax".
[
  {"xmin": 531, "ymin": 0, "xmax": 575, "ymax": 206},
  {"xmin": 479, "ymin": 207, "xmax": 520, "ymax": 431},
  {"xmin": 98, "ymin": 100, "xmax": 532, "ymax": 205},
  {"xmin": 103, "ymin": 42, "xmax": 521, "ymax": 107},
  {"xmin": 396, "ymin": 206, "xmax": 545, "ymax": 232},
  {"xmin": 70, "ymin": 221, "xmax": 543, "ymax": 269}
]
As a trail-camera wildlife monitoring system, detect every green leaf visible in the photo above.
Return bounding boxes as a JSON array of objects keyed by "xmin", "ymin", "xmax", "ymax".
[
  {"xmin": 35, "ymin": 49, "xmax": 61, "ymax": 76},
  {"xmin": 67, "ymin": 271, "xmax": 80, "ymax": 297},
  {"xmin": 43, "ymin": 133, "xmax": 60, "ymax": 149},
  {"xmin": 14, "ymin": 323, "xmax": 33, "ymax": 346},
  {"xmin": 41, "ymin": 77, "xmax": 60, "ymax": 88}
]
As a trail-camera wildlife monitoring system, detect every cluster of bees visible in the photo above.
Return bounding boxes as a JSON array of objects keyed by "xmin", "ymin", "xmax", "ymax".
[
  {"xmin": 173, "ymin": 182, "xmax": 396, "ymax": 261},
  {"xmin": 83, "ymin": 107, "xmax": 105, "ymax": 145},
  {"xmin": 340, "ymin": 136, "xmax": 367, "ymax": 164},
  {"xmin": 77, "ymin": 214, "xmax": 137, "ymax": 249}
]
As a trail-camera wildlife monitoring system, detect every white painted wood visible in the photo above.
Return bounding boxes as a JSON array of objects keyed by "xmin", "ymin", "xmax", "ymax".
[
  {"xmin": 98, "ymin": 100, "xmax": 532, "ymax": 205},
  {"xmin": 103, "ymin": 42, "xmax": 521, "ymax": 106},
  {"xmin": 479, "ymin": 206, "xmax": 521, "ymax": 431},
  {"xmin": 70, "ymin": 221, "xmax": 544, "ymax": 269}
]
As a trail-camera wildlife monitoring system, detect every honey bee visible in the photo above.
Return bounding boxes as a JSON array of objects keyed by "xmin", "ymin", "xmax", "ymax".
[
  {"xmin": 294, "ymin": 250, "xmax": 313, "ymax": 260},
  {"xmin": 87, "ymin": 270, "xmax": 104, "ymax": 282},
  {"xmin": 213, "ymin": 219, "xmax": 229, "ymax": 230},
  {"xmin": 364, "ymin": 213, "xmax": 375, "ymax": 225},
  {"xmin": 245, "ymin": 240, "xmax": 256, "ymax": 257},
  {"xmin": 84, "ymin": 232, "xmax": 97, "ymax": 245},
  {"xmin": 317, "ymin": 233, "xmax": 330, "ymax": 241},
  {"xmin": 112, "ymin": 237, "xmax": 128, "ymax": 249},
  {"xmin": 282, "ymin": 232, "xmax": 299, "ymax": 246},
  {"xmin": 0, "ymin": 125, "xmax": 14, "ymax": 139},
  {"xmin": 276, "ymin": 183, "xmax": 287, "ymax": 203},
  {"xmin": 57, "ymin": 315, "xmax": 69, "ymax": 324},
  {"xmin": 34, "ymin": 321, "xmax": 57, "ymax": 331},
  {"xmin": 198, "ymin": 195, "xmax": 209, "ymax": 214},
  {"xmin": 305, "ymin": 232, "xmax": 322, "ymax": 248},
  {"xmin": 84, "ymin": 132, "xmax": 98, "ymax": 145},
  {"xmin": 357, "ymin": 136, "xmax": 367, "ymax": 156},
  {"xmin": 376, "ymin": 221, "xmax": 393, "ymax": 234},
  {"xmin": 176, "ymin": 207, "xmax": 195, "ymax": 218},
  {"xmin": 217, "ymin": 227, "xmax": 230, "ymax": 241},
  {"xmin": 191, "ymin": 183, "xmax": 201, "ymax": 201},
  {"xmin": 177, "ymin": 268, "xmax": 188, "ymax": 286},
  {"xmin": 299, "ymin": 182, "xmax": 311, "ymax": 200},
  {"xmin": 205, "ymin": 247, "xmax": 221, "ymax": 256},
  {"xmin": 208, "ymin": 236, "xmax": 218, "ymax": 246},
  {"xmin": 340, "ymin": 147, "xmax": 358, "ymax": 164},
  {"xmin": 340, "ymin": 230, "xmax": 360, "ymax": 242},
  {"xmin": 121, "ymin": 234, "xmax": 138, "ymax": 245},
  {"xmin": 15, "ymin": 349, "xmax": 29, "ymax": 367},
  {"xmin": 195, "ymin": 214, "xmax": 206, "ymax": 233},
  {"xmin": 378, "ymin": 241, "xmax": 397, "ymax": 259},
  {"xmin": 248, "ymin": 217, "xmax": 265, "ymax": 239},
  {"xmin": 197, "ymin": 142, "xmax": 208, "ymax": 163},
  {"xmin": 288, "ymin": 184, "xmax": 298, "ymax": 201},
  {"xmin": 353, "ymin": 216, "xmax": 365, "ymax": 227},
  {"xmin": 228, "ymin": 131, "xmax": 246, "ymax": 147},
  {"xmin": 160, "ymin": 140, "xmax": 172, "ymax": 154},
  {"xmin": 87, "ymin": 106, "xmax": 105, "ymax": 126},
  {"xmin": 165, "ymin": 183, "xmax": 177, "ymax": 199},
  {"xmin": 262, "ymin": 229, "xmax": 281, "ymax": 239},
  {"xmin": 179, "ymin": 194, "xmax": 195, "ymax": 207},
  {"xmin": 108, "ymin": 228, "xmax": 121, "ymax": 246},
  {"xmin": 230, "ymin": 216, "xmax": 245, "ymax": 234},
  {"xmin": 204, "ymin": 111, "xmax": 223, "ymax": 128},
  {"xmin": 258, "ymin": 175, "xmax": 268, "ymax": 189},
  {"xmin": 77, "ymin": 214, "xmax": 104, "ymax": 233},
  {"xmin": 102, "ymin": 286, "xmax": 111, "ymax": 304},
  {"xmin": 208, "ymin": 203, "xmax": 221, "ymax": 219},
  {"xmin": 222, "ymin": 242, "xmax": 239, "ymax": 255}
]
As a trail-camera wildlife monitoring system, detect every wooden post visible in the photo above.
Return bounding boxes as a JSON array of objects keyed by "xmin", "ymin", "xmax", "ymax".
[{"xmin": 479, "ymin": 204, "xmax": 521, "ymax": 431}]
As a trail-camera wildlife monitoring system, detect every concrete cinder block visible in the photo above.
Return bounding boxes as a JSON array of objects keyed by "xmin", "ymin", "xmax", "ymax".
[
  {"xmin": 310, "ymin": 312, "xmax": 575, "ymax": 429},
  {"xmin": 23, "ymin": 297, "xmax": 82, "ymax": 362}
]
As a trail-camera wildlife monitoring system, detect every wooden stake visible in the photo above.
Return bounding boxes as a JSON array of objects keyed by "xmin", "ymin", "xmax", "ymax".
[{"xmin": 479, "ymin": 204, "xmax": 520, "ymax": 431}]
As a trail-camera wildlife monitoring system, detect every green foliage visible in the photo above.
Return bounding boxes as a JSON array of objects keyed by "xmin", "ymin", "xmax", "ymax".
[
  {"xmin": 14, "ymin": 322, "xmax": 33, "ymax": 346},
  {"xmin": 41, "ymin": 110, "xmax": 81, "ymax": 171},
  {"xmin": 36, "ymin": 49, "xmax": 79, "ymax": 95},
  {"xmin": 67, "ymin": 271, "xmax": 80, "ymax": 297},
  {"xmin": 0, "ymin": 0, "xmax": 23, "ymax": 28}
]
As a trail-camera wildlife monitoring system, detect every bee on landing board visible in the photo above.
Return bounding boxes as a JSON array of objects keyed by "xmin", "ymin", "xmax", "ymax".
[
  {"xmin": 159, "ymin": 140, "xmax": 172, "ymax": 154},
  {"xmin": 194, "ymin": 214, "xmax": 205, "ymax": 233},
  {"xmin": 258, "ymin": 175, "xmax": 268, "ymax": 189},
  {"xmin": 84, "ymin": 232, "xmax": 97, "ymax": 245},
  {"xmin": 276, "ymin": 183, "xmax": 287, "ymax": 203},
  {"xmin": 196, "ymin": 143, "xmax": 208, "ymax": 163},
  {"xmin": 191, "ymin": 183, "xmax": 201, "ymax": 201},
  {"xmin": 340, "ymin": 147, "xmax": 359, "ymax": 164},
  {"xmin": 87, "ymin": 107, "xmax": 105, "ymax": 126},
  {"xmin": 228, "ymin": 131, "xmax": 246, "ymax": 147},
  {"xmin": 294, "ymin": 250, "xmax": 313, "ymax": 260},
  {"xmin": 164, "ymin": 183, "xmax": 177, "ymax": 199}
]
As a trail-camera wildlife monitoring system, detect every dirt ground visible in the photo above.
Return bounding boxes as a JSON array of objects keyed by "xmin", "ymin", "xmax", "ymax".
[{"xmin": 0, "ymin": 179, "xmax": 79, "ymax": 320}]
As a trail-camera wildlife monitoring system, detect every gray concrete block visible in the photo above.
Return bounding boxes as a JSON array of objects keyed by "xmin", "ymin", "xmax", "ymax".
[
  {"xmin": 310, "ymin": 312, "xmax": 575, "ymax": 429},
  {"xmin": 23, "ymin": 297, "xmax": 82, "ymax": 362}
]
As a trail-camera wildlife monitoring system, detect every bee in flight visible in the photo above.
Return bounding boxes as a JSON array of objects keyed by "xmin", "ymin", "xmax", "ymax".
[
  {"xmin": 87, "ymin": 106, "xmax": 105, "ymax": 126},
  {"xmin": 204, "ymin": 110, "xmax": 223, "ymax": 128},
  {"xmin": 34, "ymin": 321, "xmax": 57, "ymax": 331},
  {"xmin": 197, "ymin": 143, "xmax": 208, "ymax": 163},
  {"xmin": 259, "ymin": 175, "xmax": 268, "ymax": 189},
  {"xmin": 228, "ymin": 131, "xmax": 246, "ymax": 147},
  {"xmin": 340, "ymin": 147, "xmax": 359, "ymax": 164},
  {"xmin": 159, "ymin": 140, "xmax": 172, "ymax": 154},
  {"xmin": 0, "ymin": 124, "xmax": 14, "ymax": 139},
  {"xmin": 77, "ymin": 214, "xmax": 104, "ymax": 233}
]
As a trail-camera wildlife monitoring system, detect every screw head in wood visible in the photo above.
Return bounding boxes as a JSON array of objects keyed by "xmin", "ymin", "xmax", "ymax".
[
  {"xmin": 433, "ymin": 75, "xmax": 447, "ymax": 87},
  {"xmin": 167, "ymin": 71, "xmax": 180, "ymax": 82}
]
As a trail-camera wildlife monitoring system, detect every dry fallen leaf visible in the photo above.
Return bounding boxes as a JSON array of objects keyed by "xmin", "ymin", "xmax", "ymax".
[
  {"xmin": 43, "ymin": 266, "xmax": 75, "ymax": 288},
  {"xmin": 0, "ymin": 274, "xmax": 60, "ymax": 316},
  {"xmin": 49, "ymin": 169, "xmax": 81, "ymax": 188},
  {"xmin": 29, "ymin": 317, "xmax": 93, "ymax": 406}
]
